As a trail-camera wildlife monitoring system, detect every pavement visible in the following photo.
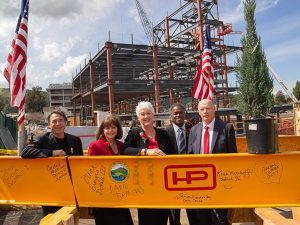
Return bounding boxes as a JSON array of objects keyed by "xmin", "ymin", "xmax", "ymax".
[
  {"xmin": 0, "ymin": 207, "xmax": 292, "ymax": 225},
  {"xmin": 0, "ymin": 208, "xmax": 44, "ymax": 225}
]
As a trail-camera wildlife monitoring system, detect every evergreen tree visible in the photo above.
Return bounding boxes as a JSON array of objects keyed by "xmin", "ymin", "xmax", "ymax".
[
  {"xmin": 293, "ymin": 81, "xmax": 300, "ymax": 101},
  {"xmin": 26, "ymin": 86, "xmax": 48, "ymax": 113},
  {"xmin": 274, "ymin": 90, "xmax": 287, "ymax": 105},
  {"xmin": 235, "ymin": 0, "xmax": 273, "ymax": 118}
]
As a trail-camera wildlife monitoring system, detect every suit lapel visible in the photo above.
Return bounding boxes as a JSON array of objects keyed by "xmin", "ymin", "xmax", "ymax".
[
  {"xmin": 169, "ymin": 125, "xmax": 179, "ymax": 153},
  {"xmin": 196, "ymin": 123, "xmax": 203, "ymax": 154},
  {"xmin": 185, "ymin": 126, "xmax": 189, "ymax": 147},
  {"xmin": 211, "ymin": 120, "xmax": 220, "ymax": 153}
]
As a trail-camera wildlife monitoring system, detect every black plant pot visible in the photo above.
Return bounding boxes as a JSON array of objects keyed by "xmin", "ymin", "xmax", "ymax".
[{"xmin": 244, "ymin": 118, "xmax": 278, "ymax": 154}]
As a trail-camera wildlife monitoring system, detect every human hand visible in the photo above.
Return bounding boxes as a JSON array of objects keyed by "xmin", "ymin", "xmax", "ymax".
[
  {"xmin": 52, "ymin": 150, "xmax": 66, "ymax": 157},
  {"xmin": 146, "ymin": 148, "xmax": 166, "ymax": 156}
]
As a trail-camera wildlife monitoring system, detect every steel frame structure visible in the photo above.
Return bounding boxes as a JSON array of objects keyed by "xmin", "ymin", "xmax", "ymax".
[{"xmin": 71, "ymin": 0, "xmax": 242, "ymax": 125}]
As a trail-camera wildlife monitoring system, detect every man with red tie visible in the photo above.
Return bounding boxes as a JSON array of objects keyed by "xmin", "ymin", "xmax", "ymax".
[{"xmin": 187, "ymin": 99, "xmax": 237, "ymax": 225}]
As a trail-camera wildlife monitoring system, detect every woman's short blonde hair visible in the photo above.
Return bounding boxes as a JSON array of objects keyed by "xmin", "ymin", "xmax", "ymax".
[{"xmin": 135, "ymin": 101, "xmax": 155, "ymax": 116}]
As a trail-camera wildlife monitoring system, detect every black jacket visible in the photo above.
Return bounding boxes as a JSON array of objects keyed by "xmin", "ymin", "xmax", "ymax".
[
  {"xmin": 21, "ymin": 132, "xmax": 83, "ymax": 158},
  {"xmin": 123, "ymin": 127, "xmax": 175, "ymax": 155}
]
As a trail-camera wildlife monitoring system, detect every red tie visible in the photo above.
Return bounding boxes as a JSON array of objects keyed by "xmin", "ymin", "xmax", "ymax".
[{"xmin": 203, "ymin": 126, "xmax": 209, "ymax": 154}]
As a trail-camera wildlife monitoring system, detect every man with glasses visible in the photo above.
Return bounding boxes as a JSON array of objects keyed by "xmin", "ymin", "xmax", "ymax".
[
  {"xmin": 21, "ymin": 110, "xmax": 83, "ymax": 158},
  {"xmin": 187, "ymin": 99, "xmax": 237, "ymax": 225}
]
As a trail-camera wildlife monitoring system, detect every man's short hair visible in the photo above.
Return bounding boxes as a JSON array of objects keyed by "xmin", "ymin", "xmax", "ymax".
[
  {"xmin": 47, "ymin": 111, "xmax": 68, "ymax": 123},
  {"xmin": 169, "ymin": 103, "xmax": 185, "ymax": 112}
]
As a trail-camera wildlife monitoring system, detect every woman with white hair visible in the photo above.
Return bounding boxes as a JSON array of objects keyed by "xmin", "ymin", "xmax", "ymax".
[{"xmin": 123, "ymin": 101, "xmax": 175, "ymax": 225}]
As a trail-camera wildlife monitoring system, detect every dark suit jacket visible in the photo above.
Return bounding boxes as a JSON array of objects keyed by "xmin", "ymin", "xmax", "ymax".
[
  {"xmin": 123, "ymin": 127, "xmax": 175, "ymax": 155},
  {"xmin": 21, "ymin": 132, "xmax": 83, "ymax": 158},
  {"xmin": 188, "ymin": 118, "xmax": 237, "ymax": 154},
  {"xmin": 165, "ymin": 124, "xmax": 189, "ymax": 154}
]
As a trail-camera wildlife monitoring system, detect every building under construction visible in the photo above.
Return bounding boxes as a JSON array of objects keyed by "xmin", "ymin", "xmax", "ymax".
[{"xmin": 72, "ymin": 0, "xmax": 242, "ymax": 125}]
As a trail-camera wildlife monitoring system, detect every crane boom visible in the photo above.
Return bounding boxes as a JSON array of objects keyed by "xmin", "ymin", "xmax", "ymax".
[
  {"xmin": 134, "ymin": 0, "xmax": 153, "ymax": 45},
  {"xmin": 267, "ymin": 63, "xmax": 299, "ymax": 103}
]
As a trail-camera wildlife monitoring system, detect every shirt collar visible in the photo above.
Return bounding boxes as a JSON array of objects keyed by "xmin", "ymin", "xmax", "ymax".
[
  {"xmin": 203, "ymin": 118, "xmax": 215, "ymax": 129},
  {"xmin": 172, "ymin": 123, "xmax": 185, "ymax": 133}
]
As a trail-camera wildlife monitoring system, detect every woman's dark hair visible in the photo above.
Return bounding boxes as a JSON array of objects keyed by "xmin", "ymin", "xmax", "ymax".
[{"xmin": 95, "ymin": 114, "xmax": 123, "ymax": 140}]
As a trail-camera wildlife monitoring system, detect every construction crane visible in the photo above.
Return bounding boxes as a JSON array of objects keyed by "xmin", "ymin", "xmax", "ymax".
[
  {"xmin": 267, "ymin": 63, "xmax": 299, "ymax": 103},
  {"xmin": 134, "ymin": 0, "xmax": 153, "ymax": 45}
]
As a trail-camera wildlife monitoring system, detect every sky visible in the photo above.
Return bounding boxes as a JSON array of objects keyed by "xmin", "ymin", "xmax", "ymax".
[{"xmin": 0, "ymin": 0, "xmax": 299, "ymax": 95}]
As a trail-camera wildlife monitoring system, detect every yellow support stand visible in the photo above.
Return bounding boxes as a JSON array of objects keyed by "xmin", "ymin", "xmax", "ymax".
[{"xmin": 39, "ymin": 207, "xmax": 78, "ymax": 225}]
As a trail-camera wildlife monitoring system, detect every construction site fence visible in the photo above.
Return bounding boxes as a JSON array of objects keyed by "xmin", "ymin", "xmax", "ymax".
[
  {"xmin": 0, "ymin": 112, "xmax": 17, "ymax": 148},
  {"xmin": 1, "ymin": 135, "xmax": 300, "ymax": 156},
  {"xmin": 233, "ymin": 119, "xmax": 295, "ymax": 136}
]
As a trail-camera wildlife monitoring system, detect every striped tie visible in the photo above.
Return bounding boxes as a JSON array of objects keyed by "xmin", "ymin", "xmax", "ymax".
[{"xmin": 178, "ymin": 127, "xmax": 186, "ymax": 154}]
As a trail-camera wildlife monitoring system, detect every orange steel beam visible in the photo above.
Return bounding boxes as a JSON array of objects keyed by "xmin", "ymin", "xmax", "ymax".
[
  {"xmin": 106, "ymin": 41, "xmax": 115, "ymax": 113},
  {"xmin": 89, "ymin": 60, "xmax": 96, "ymax": 124},
  {"xmin": 197, "ymin": 0, "xmax": 203, "ymax": 50},
  {"xmin": 168, "ymin": 64, "xmax": 175, "ymax": 106},
  {"xmin": 153, "ymin": 44, "xmax": 161, "ymax": 113},
  {"xmin": 79, "ymin": 73, "xmax": 83, "ymax": 125},
  {"xmin": 165, "ymin": 16, "xmax": 170, "ymax": 48}
]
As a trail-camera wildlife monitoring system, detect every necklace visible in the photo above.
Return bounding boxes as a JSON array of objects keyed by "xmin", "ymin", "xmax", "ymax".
[{"xmin": 146, "ymin": 130, "xmax": 156, "ymax": 139}]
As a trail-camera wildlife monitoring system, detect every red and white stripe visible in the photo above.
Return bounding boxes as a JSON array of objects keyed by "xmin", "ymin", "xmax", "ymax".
[
  {"xmin": 3, "ymin": 0, "xmax": 29, "ymax": 125},
  {"xmin": 192, "ymin": 25, "xmax": 214, "ymax": 101}
]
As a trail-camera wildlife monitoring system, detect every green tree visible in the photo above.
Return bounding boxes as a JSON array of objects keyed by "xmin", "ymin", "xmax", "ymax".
[
  {"xmin": 0, "ymin": 88, "xmax": 17, "ymax": 113},
  {"xmin": 235, "ymin": 0, "xmax": 273, "ymax": 118},
  {"xmin": 293, "ymin": 81, "xmax": 300, "ymax": 101},
  {"xmin": 274, "ymin": 90, "xmax": 287, "ymax": 105},
  {"xmin": 26, "ymin": 86, "xmax": 48, "ymax": 113},
  {"xmin": 0, "ymin": 95, "xmax": 4, "ymax": 112}
]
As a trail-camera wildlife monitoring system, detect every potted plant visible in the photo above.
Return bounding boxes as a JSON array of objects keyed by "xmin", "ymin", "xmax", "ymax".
[{"xmin": 235, "ymin": 0, "xmax": 277, "ymax": 154}]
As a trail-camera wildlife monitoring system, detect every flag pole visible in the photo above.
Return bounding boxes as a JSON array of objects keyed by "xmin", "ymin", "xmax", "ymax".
[
  {"xmin": 17, "ymin": 0, "xmax": 28, "ymax": 155},
  {"xmin": 3, "ymin": 0, "xmax": 29, "ymax": 155},
  {"xmin": 17, "ymin": 115, "xmax": 26, "ymax": 155}
]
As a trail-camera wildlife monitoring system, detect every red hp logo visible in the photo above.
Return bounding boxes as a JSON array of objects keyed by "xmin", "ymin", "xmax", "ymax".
[{"xmin": 164, "ymin": 164, "xmax": 216, "ymax": 191}]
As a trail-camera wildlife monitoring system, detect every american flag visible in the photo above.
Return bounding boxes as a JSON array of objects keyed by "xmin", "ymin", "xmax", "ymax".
[
  {"xmin": 192, "ymin": 25, "xmax": 214, "ymax": 100},
  {"xmin": 3, "ymin": 0, "xmax": 29, "ymax": 125}
]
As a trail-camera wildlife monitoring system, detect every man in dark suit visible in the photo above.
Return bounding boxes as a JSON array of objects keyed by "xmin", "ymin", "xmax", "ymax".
[
  {"xmin": 165, "ymin": 103, "xmax": 189, "ymax": 225},
  {"xmin": 21, "ymin": 110, "xmax": 83, "ymax": 215},
  {"xmin": 21, "ymin": 111, "xmax": 83, "ymax": 158},
  {"xmin": 187, "ymin": 99, "xmax": 237, "ymax": 225}
]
